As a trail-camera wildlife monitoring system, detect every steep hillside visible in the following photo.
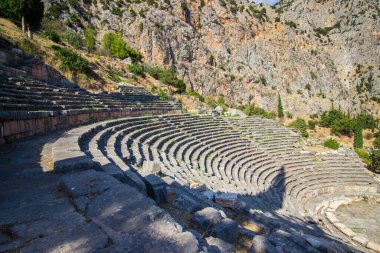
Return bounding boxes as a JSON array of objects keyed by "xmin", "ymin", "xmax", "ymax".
[{"xmin": 41, "ymin": 0, "xmax": 379, "ymax": 117}]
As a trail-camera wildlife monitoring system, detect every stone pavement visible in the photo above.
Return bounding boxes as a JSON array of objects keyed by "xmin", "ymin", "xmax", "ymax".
[{"xmin": 0, "ymin": 133, "xmax": 199, "ymax": 252}]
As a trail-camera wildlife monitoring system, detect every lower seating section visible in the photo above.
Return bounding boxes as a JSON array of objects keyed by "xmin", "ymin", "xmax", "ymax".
[
  {"xmin": 226, "ymin": 116, "xmax": 380, "ymax": 212},
  {"xmin": 51, "ymin": 114, "xmax": 380, "ymax": 252},
  {"xmin": 0, "ymin": 76, "xmax": 181, "ymax": 144}
]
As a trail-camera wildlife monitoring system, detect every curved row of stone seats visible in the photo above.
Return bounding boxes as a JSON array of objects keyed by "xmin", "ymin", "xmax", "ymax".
[
  {"xmin": 51, "ymin": 114, "xmax": 374, "ymax": 252},
  {"xmin": 0, "ymin": 76, "xmax": 181, "ymax": 113},
  {"xmin": 0, "ymin": 75, "xmax": 182, "ymax": 144},
  {"xmin": 226, "ymin": 116, "xmax": 380, "ymax": 217},
  {"xmin": 75, "ymin": 114, "xmax": 290, "ymax": 212},
  {"xmin": 118, "ymin": 85, "xmax": 152, "ymax": 95}
]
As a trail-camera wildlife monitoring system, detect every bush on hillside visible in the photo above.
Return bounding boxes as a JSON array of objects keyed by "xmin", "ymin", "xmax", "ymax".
[
  {"xmin": 41, "ymin": 29, "xmax": 61, "ymax": 43},
  {"xmin": 323, "ymin": 138, "xmax": 339, "ymax": 150},
  {"xmin": 331, "ymin": 117, "xmax": 355, "ymax": 136},
  {"xmin": 18, "ymin": 39, "xmax": 39, "ymax": 55},
  {"xmin": 237, "ymin": 104, "xmax": 275, "ymax": 119},
  {"xmin": 144, "ymin": 65, "xmax": 186, "ymax": 93},
  {"xmin": 128, "ymin": 64, "xmax": 145, "ymax": 76},
  {"xmin": 374, "ymin": 135, "xmax": 380, "ymax": 149},
  {"xmin": 51, "ymin": 45, "xmax": 88, "ymax": 72},
  {"xmin": 151, "ymin": 87, "xmax": 170, "ymax": 101},
  {"xmin": 370, "ymin": 149, "xmax": 380, "ymax": 172},
  {"xmin": 355, "ymin": 148, "xmax": 371, "ymax": 165},
  {"xmin": 288, "ymin": 119, "xmax": 309, "ymax": 137},
  {"xmin": 84, "ymin": 28, "xmax": 96, "ymax": 52},
  {"xmin": 187, "ymin": 90, "xmax": 205, "ymax": 102},
  {"xmin": 308, "ymin": 120, "xmax": 317, "ymax": 130},
  {"xmin": 320, "ymin": 109, "xmax": 355, "ymax": 136},
  {"xmin": 63, "ymin": 30, "xmax": 84, "ymax": 49},
  {"xmin": 102, "ymin": 32, "xmax": 142, "ymax": 62}
]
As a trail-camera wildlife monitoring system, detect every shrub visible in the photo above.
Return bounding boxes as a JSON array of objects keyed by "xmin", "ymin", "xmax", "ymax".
[
  {"xmin": 18, "ymin": 39, "xmax": 39, "ymax": 55},
  {"xmin": 128, "ymin": 64, "xmax": 145, "ymax": 76},
  {"xmin": 310, "ymin": 71, "xmax": 317, "ymax": 80},
  {"xmin": 288, "ymin": 119, "xmax": 308, "ymax": 137},
  {"xmin": 151, "ymin": 87, "xmax": 170, "ymax": 100},
  {"xmin": 102, "ymin": 32, "xmax": 143, "ymax": 62},
  {"xmin": 286, "ymin": 112, "xmax": 293, "ymax": 119},
  {"xmin": 374, "ymin": 135, "xmax": 380, "ymax": 149},
  {"xmin": 237, "ymin": 104, "xmax": 275, "ymax": 119},
  {"xmin": 284, "ymin": 20, "xmax": 297, "ymax": 28},
  {"xmin": 323, "ymin": 138, "xmax": 339, "ymax": 150},
  {"xmin": 84, "ymin": 28, "xmax": 96, "ymax": 52},
  {"xmin": 308, "ymin": 120, "xmax": 317, "ymax": 130},
  {"xmin": 144, "ymin": 65, "xmax": 186, "ymax": 93},
  {"xmin": 356, "ymin": 148, "xmax": 371, "ymax": 165},
  {"xmin": 319, "ymin": 109, "xmax": 345, "ymax": 128},
  {"xmin": 187, "ymin": 90, "xmax": 205, "ymax": 102},
  {"xmin": 331, "ymin": 117, "xmax": 355, "ymax": 136},
  {"xmin": 51, "ymin": 45, "xmax": 88, "ymax": 72},
  {"xmin": 41, "ymin": 29, "xmax": 61, "ymax": 43},
  {"xmin": 206, "ymin": 97, "xmax": 217, "ymax": 108},
  {"xmin": 370, "ymin": 149, "xmax": 380, "ymax": 172},
  {"xmin": 63, "ymin": 30, "xmax": 84, "ymax": 49}
]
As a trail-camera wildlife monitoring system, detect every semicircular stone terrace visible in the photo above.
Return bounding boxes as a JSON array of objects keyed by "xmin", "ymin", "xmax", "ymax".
[
  {"xmin": 0, "ymin": 76, "xmax": 181, "ymax": 144},
  {"xmin": 52, "ymin": 113, "xmax": 380, "ymax": 252}
]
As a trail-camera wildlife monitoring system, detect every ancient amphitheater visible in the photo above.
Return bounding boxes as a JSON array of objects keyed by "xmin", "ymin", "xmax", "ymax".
[{"xmin": 1, "ymin": 75, "xmax": 380, "ymax": 253}]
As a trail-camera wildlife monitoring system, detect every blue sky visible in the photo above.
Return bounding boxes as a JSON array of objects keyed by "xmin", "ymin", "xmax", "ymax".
[{"xmin": 253, "ymin": 0, "xmax": 280, "ymax": 5}]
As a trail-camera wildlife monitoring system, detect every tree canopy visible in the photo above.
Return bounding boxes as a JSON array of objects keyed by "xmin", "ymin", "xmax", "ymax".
[{"xmin": 0, "ymin": 0, "xmax": 44, "ymax": 31}]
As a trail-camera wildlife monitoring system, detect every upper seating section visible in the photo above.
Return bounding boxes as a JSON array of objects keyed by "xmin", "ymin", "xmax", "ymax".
[{"xmin": 0, "ymin": 76, "xmax": 181, "ymax": 116}]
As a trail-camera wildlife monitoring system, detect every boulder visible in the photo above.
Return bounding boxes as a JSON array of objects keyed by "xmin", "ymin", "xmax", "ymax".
[
  {"xmin": 211, "ymin": 218, "xmax": 239, "ymax": 243},
  {"xmin": 250, "ymin": 235, "xmax": 279, "ymax": 253},
  {"xmin": 191, "ymin": 207, "xmax": 223, "ymax": 230},
  {"xmin": 206, "ymin": 236, "xmax": 235, "ymax": 253},
  {"xmin": 215, "ymin": 193, "xmax": 238, "ymax": 208}
]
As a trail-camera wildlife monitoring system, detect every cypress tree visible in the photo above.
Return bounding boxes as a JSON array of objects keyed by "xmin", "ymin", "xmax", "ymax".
[
  {"xmin": 278, "ymin": 94, "xmax": 284, "ymax": 118},
  {"xmin": 353, "ymin": 117, "xmax": 363, "ymax": 149}
]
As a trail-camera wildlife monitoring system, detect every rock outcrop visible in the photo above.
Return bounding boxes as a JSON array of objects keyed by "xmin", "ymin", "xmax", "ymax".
[{"xmin": 43, "ymin": 0, "xmax": 380, "ymax": 116}]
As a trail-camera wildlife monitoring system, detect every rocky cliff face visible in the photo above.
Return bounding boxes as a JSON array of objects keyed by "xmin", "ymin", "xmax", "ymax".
[{"xmin": 44, "ymin": 0, "xmax": 380, "ymax": 117}]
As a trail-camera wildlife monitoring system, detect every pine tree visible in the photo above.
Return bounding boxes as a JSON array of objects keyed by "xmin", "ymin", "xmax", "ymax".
[
  {"xmin": 0, "ymin": 0, "xmax": 44, "ymax": 37},
  {"xmin": 353, "ymin": 117, "xmax": 363, "ymax": 149},
  {"xmin": 277, "ymin": 94, "xmax": 284, "ymax": 118}
]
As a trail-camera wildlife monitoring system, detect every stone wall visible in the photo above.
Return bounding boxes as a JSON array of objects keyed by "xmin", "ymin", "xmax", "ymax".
[{"xmin": 0, "ymin": 108, "xmax": 181, "ymax": 145}]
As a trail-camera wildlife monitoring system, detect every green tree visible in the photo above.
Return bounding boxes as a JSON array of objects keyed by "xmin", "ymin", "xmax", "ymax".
[
  {"xmin": 353, "ymin": 118, "xmax": 363, "ymax": 149},
  {"xmin": 277, "ymin": 94, "xmax": 284, "ymax": 118},
  {"xmin": 374, "ymin": 135, "xmax": 380, "ymax": 149},
  {"xmin": 102, "ymin": 32, "xmax": 142, "ymax": 62},
  {"xmin": 0, "ymin": 0, "xmax": 44, "ymax": 37},
  {"xmin": 84, "ymin": 28, "xmax": 96, "ymax": 52}
]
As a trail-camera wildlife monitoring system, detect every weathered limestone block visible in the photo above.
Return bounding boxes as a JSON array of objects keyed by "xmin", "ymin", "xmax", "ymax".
[
  {"xmin": 144, "ymin": 174, "xmax": 168, "ymax": 204},
  {"xmin": 367, "ymin": 242, "xmax": 380, "ymax": 252},
  {"xmin": 215, "ymin": 193, "xmax": 238, "ymax": 208},
  {"xmin": 211, "ymin": 218, "xmax": 239, "ymax": 243},
  {"xmin": 191, "ymin": 207, "xmax": 223, "ymax": 230},
  {"xmin": 206, "ymin": 236, "xmax": 235, "ymax": 253},
  {"xmin": 250, "ymin": 235, "xmax": 279, "ymax": 253},
  {"xmin": 352, "ymin": 234, "xmax": 369, "ymax": 246}
]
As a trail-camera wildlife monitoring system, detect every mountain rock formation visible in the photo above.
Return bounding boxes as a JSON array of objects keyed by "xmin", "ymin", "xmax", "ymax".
[{"xmin": 44, "ymin": 0, "xmax": 380, "ymax": 116}]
